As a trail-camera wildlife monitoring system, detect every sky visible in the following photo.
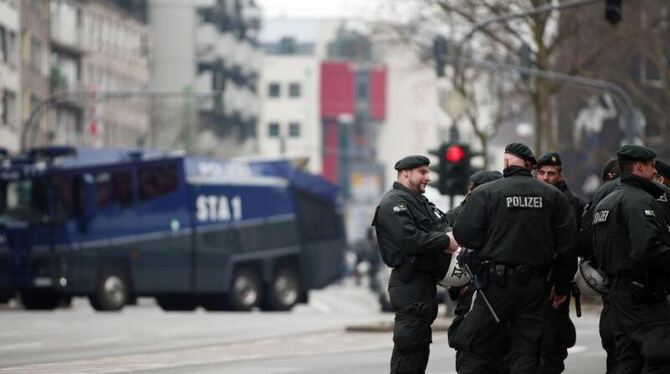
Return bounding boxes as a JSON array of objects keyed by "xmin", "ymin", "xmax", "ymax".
[{"xmin": 256, "ymin": 0, "xmax": 376, "ymax": 19}]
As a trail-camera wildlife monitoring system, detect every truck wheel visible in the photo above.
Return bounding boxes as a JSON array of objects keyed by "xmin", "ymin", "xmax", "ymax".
[
  {"xmin": 261, "ymin": 267, "xmax": 300, "ymax": 311},
  {"xmin": 156, "ymin": 295, "xmax": 198, "ymax": 311},
  {"xmin": 229, "ymin": 268, "xmax": 261, "ymax": 311},
  {"xmin": 89, "ymin": 268, "xmax": 129, "ymax": 312},
  {"xmin": 21, "ymin": 290, "xmax": 60, "ymax": 310}
]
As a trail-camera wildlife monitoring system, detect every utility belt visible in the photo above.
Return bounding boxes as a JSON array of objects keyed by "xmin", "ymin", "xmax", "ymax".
[
  {"xmin": 478, "ymin": 261, "xmax": 547, "ymax": 286},
  {"xmin": 608, "ymin": 272, "xmax": 670, "ymax": 303}
]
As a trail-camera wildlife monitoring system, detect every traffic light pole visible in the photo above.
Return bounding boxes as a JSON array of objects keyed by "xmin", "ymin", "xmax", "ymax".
[
  {"xmin": 449, "ymin": 0, "xmax": 642, "ymax": 144},
  {"xmin": 445, "ymin": 55, "xmax": 643, "ymax": 144}
]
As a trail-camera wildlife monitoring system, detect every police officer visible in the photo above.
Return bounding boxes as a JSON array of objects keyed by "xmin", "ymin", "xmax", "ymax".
[
  {"xmin": 655, "ymin": 160, "xmax": 670, "ymax": 188},
  {"xmin": 534, "ymin": 152, "xmax": 582, "ymax": 374},
  {"xmin": 592, "ymin": 145, "xmax": 670, "ymax": 374},
  {"xmin": 452, "ymin": 143, "xmax": 576, "ymax": 374},
  {"xmin": 444, "ymin": 170, "xmax": 508, "ymax": 374},
  {"xmin": 579, "ymin": 157, "xmax": 621, "ymax": 374},
  {"xmin": 444, "ymin": 170, "xmax": 503, "ymax": 227},
  {"xmin": 372, "ymin": 155, "xmax": 458, "ymax": 374}
]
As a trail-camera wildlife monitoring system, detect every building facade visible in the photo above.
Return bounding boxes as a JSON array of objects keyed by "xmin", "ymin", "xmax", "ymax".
[
  {"xmin": 259, "ymin": 41, "xmax": 321, "ymax": 173},
  {"xmin": 0, "ymin": 0, "xmax": 21, "ymax": 151},
  {"xmin": 48, "ymin": 0, "xmax": 150, "ymax": 147},
  {"xmin": 149, "ymin": 0, "xmax": 261, "ymax": 156}
]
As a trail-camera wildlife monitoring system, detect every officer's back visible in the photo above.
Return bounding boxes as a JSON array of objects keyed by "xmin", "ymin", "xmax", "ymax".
[{"xmin": 455, "ymin": 166, "xmax": 574, "ymax": 269}]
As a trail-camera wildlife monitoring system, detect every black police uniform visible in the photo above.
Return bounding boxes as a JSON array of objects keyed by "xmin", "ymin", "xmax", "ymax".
[
  {"xmin": 372, "ymin": 156, "xmax": 451, "ymax": 374},
  {"xmin": 593, "ymin": 146, "xmax": 670, "ymax": 374},
  {"xmin": 579, "ymin": 176, "xmax": 620, "ymax": 374},
  {"xmin": 444, "ymin": 170, "xmax": 508, "ymax": 374},
  {"xmin": 535, "ymin": 153, "xmax": 583, "ymax": 374},
  {"xmin": 452, "ymin": 144, "xmax": 576, "ymax": 374}
]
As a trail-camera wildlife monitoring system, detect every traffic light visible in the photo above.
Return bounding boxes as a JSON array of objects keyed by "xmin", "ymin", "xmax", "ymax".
[
  {"xmin": 429, "ymin": 143, "xmax": 471, "ymax": 196},
  {"xmin": 605, "ymin": 0, "xmax": 622, "ymax": 25}
]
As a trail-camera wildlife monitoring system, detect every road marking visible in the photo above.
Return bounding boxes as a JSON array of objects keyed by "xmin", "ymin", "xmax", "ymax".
[
  {"xmin": 0, "ymin": 331, "xmax": 392, "ymax": 373},
  {"xmin": 0, "ymin": 342, "xmax": 44, "ymax": 351}
]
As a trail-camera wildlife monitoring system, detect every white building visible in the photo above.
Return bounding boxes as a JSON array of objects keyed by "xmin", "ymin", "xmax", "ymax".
[
  {"xmin": 258, "ymin": 52, "xmax": 321, "ymax": 173},
  {"xmin": 0, "ymin": 0, "xmax": 21, "ymax": 151}
]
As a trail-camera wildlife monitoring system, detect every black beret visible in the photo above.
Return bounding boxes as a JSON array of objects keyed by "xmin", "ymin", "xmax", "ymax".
[
  {"xmin": 536, "ymin": 152, "xmax": 562, "ymax": 167},
  {"xmin": 394, "ymin": 155, "xmax": 430, "ymax": 171},
  {"xmin": 470, "ymin": 170, "xmax": 502, "ymax": 187},
  {"xmin": 601, "ymin": 157, "xmax": 619, "ymax": 181},
  {"xmin": 656, "ymin": 160, "xmax": 670, "ymax": 179},
  {"xmin": 504, "ymin": 143, "xmax": 537, "ymax": 165},
  {"xmin": 616, "ymin": 144, "xmax": 656, "ymax": 162}
]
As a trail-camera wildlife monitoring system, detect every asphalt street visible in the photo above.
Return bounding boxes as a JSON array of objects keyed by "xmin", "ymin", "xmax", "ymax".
[{"xmin": 0, "ymin": 282, "xmax": 606, "ymax": 373}]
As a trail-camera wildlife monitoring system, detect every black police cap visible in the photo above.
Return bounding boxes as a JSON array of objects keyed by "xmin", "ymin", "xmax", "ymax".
[
  {"xmin": 394, "ymin": 155, "xmax": 430, "ymax": 171},
  {"xmin": 536, "ymin": 152, "xmax": 562, "ymax": 167},
  {"xmin": 504, "ymin": 142, "xmax": 537, "ymax": 165},
  {"xmin": 601, "ymin": 157, "xmax": 619, "ymax": 181},
  {"xmin": 470, "ymin": 170, "xmax": 502, "ymax": 187},
  {"xmin": 616, "ymin": 144, "xmax": 656, "ymax": 162},
  {"xmin": 656, "ymin": 160, "xmax": 670, "ymax": 179}
]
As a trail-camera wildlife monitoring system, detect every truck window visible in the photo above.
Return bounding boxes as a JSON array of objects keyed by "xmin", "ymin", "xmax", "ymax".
[
  {"xmin": 139, "ymin": 164, "xmax": 178, "ymax": 201},
  {"xmin": 0, "ymin": 178, "xmax": 48, "ymax": 223},
  {"xmin": 96, "ymin": 170, "xmax": 133, "ymax": 208}
]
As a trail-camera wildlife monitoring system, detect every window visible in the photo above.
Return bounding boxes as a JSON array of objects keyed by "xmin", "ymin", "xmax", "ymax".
[
  {"xmin": 289, "ymin": 82, "xmax": 301, "ymax": 98},
  {"xmin": 268, "ymin": 122, "xmax": 280, "ymax": 137},
  {"xmin": 139, "ymin": 164, "xmax": 178, "ymax": 201},
  {"xmin": 30, "ymin": 36, "xmax": 44, "ymax": 73},
  {"xmin": 2, "ymin": 90, "xmax": 16, "ymax": 128},
  {"xmin": 94, "ymin": 170, "xmax": 133, "ymax": 208},
  {"xmin": 268, "ymin": 82, "xmax": 280, "ymax": 97},
  {"xmin": 288, "ymin": 122, "xmax": 300, "ymax": 137},
  {"xmin": 0, "ymin": 27, "xmax": 17, "ymax": 66}
]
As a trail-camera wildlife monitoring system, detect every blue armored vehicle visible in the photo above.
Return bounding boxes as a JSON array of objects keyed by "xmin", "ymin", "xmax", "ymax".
[{"xmin": 0, "ymin": 146, "xmax": 345, "ymax": 311}]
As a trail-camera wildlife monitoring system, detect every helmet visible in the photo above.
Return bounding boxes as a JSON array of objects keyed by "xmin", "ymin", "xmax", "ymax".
[
  {"xmin": 574, "ymin": 259, "xmax": 607, "ymax": 297},
  {"xmin": 438, "ymin": 248, "xmax": 471, "ymax": 288}
]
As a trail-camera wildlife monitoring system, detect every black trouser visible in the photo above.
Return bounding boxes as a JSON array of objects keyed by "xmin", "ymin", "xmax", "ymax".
[
  {"xmin": 609, "ymin": 288, "xmax": 670, "ymax": 374},
  {"xmin": 538, "ymin": 299, "xmax": 575, "ymax": 374},
  {"xmin": 448, "ymin": 286, "xmax": 510, "ymax": 374},
  {"xmin": 389, "ymin": 268, "xmax": 438, "ymax": 374},
  {"xmin": 451, "ymin": 274, "xmax": 545, "ymax": 374},
  {"xmin": 599, "ymin": 295, "xmax": 617, "ymax": 374}
]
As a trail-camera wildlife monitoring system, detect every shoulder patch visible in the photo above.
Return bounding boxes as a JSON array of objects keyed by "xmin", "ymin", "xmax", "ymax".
[
  {"xmin": 392, "ymin": 203, "xmax": 408, "ymax": 213},
  {"xmin": 593, "ymin": 210, "xmax": 610, "ymax": 224},
  {"xmin": 644, "ymin": 209, "xmax": 656, "ymax": 217}
]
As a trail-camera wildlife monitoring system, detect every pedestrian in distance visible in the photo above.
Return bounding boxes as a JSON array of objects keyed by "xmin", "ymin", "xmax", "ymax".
[
  {"xmin": 534, "ymin": 152, "xmax": 583, "ymax": 374},
  {"xmin": 372, "ymin": 155, "xmax": 459, "ymax": 374},
  {"xmin": 592, "ymin": 145, "xmax": 670, "ymax": 374},
  {"xmin": 451, "ymin": 143, "xmax": 577, "ymax": 374}
]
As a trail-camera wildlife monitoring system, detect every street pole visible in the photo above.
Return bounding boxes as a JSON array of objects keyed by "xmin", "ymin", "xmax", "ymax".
[
  {"xmin": 453, "ymin": 0, "xmax": 602, "ymax": 79},
  {"xmin": 450, "ymin": 0, "xmax": 641, "ymax": 144},
  {"xmin": 446, "ymin": 55, "xmax": 641, "ymax": 144}
]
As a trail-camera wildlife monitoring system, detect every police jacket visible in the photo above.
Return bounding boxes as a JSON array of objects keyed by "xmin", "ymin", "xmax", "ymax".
[
  {"xmin": 444, "ymin": 202, "xmax": 464, "ymax": 227},
  {"xmin": 593, "ymin": 173, "xmax": 670, "ymax": 276},
  {"xmin": 372, "ymin": 182, "xmax": 451, "ymax": 277},
  {"xmin": 556, "ymin": 180, "xmax": 586, "ymax": 228},
  {"xmin": 579, "ymin": 178, "xmax": 620, "ymax": 259},
  {"xmin": 453, "ymin": 166, "xmax": 577, "ymax": 292}
]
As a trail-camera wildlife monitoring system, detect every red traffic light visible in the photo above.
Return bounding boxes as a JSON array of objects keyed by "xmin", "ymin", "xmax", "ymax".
[{"xmin": 445, "ymin": 145, "xmax": 465, "ymax": 164}]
